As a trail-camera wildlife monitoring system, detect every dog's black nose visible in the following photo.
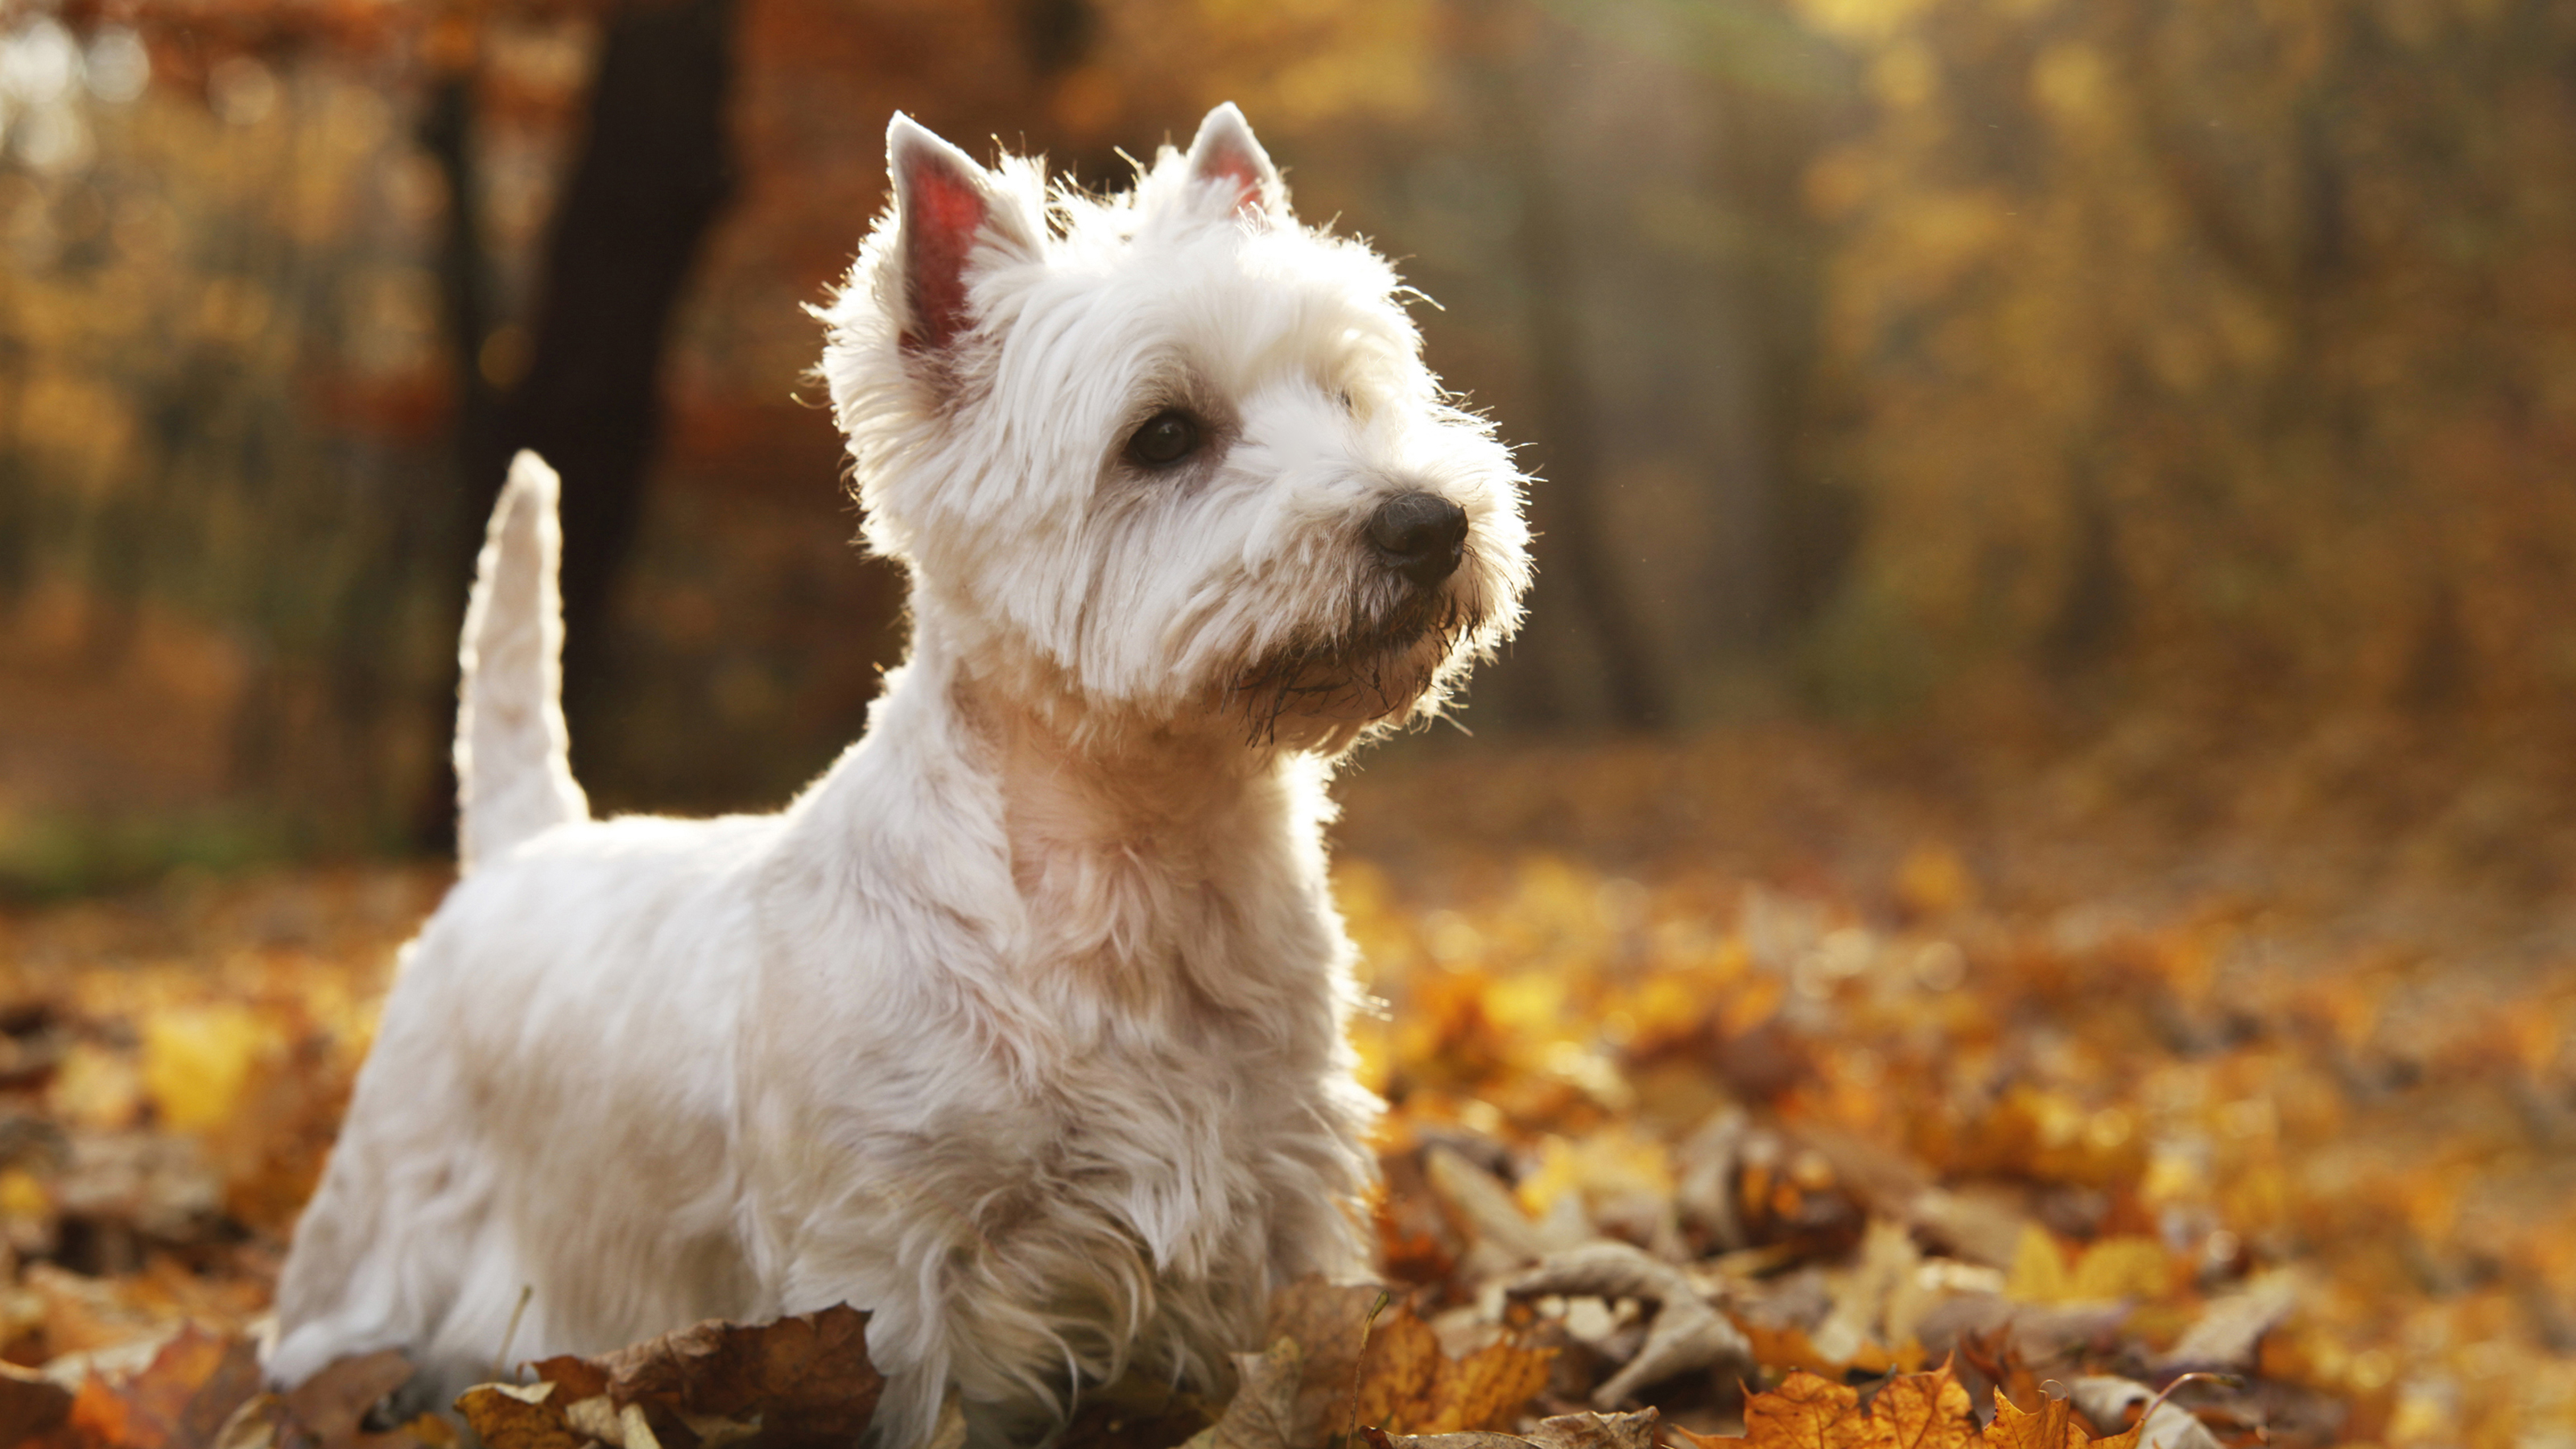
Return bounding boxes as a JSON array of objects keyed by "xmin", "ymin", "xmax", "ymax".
[{"xmin": 1366, "ymin": 492, "xmax": 1468, "ymax": 588}]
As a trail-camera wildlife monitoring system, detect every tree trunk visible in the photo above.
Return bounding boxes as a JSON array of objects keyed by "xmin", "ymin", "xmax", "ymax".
[
  {"xmin": 415, "ymin": 0, "xmax": 737, "ymax": 846},
  {"xmin": 1463, "ymin": 6, "xmax": 1666, "ymax": 730}
]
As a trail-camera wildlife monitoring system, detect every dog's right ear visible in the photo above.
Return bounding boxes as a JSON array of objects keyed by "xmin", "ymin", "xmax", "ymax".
[
  {"xmin": 886, "ymin": 114, "xmax": 1032, "ymax": 353},
  {"xmin": 1185, "ymin": 102, "xmax": 1282, "ymax": 217}
]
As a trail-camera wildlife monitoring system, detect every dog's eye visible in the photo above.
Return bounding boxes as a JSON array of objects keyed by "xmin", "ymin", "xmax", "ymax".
[{"xmin": 1127, "ymin": 411, "xmax": 1202, "ymax": 468}]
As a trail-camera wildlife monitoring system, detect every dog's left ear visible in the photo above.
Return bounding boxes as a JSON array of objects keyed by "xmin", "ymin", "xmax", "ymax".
[
  {"xmin": 1185, "ymin": 102, "xmax": 1282, "ymax": 217},
  {"xmin": 886, "ymin": 114, "xmax": 1037, "ymax": 353}
]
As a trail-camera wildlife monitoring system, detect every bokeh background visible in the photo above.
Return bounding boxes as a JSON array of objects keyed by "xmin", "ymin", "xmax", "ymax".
[
  {"xmin": 10, "ymin": 0, "xmax": 2572, "ymax": 881},
  {"xmin": 9, "ymin": 2, "xmax": 2576, "ymax": 1443}
]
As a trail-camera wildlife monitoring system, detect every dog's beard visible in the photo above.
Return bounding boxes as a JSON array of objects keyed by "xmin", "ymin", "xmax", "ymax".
[{"xmin": 1226, "ymin": 584, "xmax": 1476, "ymax": 747}]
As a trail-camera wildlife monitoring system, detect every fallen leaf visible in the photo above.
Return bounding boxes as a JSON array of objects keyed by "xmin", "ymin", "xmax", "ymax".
[
  {"xmin": 2156, "ymin": 1274, "xmax": 2297, "ymax": 1372},
  {"xmin": 2063, "ymin": 1377, "xmax": 2218, "ymax": 1449},
  {"xmin": 1261, "ymin": 1276, "xmax": 1389, "ymax": 1443},
  {"xmin": 140, "ymin": 1006, "xmax": 268, "ymax": 1136},
  {"xmin": 600, "ymin": 1302, "xmax": 878, "ymax": 1445},
  {"xmin": 198, "ymin": 1378, "xmax": 448, "ymax": 1449},
  {"xmin": 454, "ymin": 1381, "xmax": 585, "ymax": 1449},
  {"xmin": 1182, "ymin": 1339, "xmax": 1303, "ymax": 1449},
  {"xmin": 1870, "ymin": 1363, "xmax": 1979, "ymax": 1449},
  {"xmin": 462, "ymin": 1305, "xmax": 880, "ymax": 1449},
  {"xmin": 1423, "ymin": 1148, "xmax": 1548, "ymax": 1274},
  {"xmin": 64, "ymin": 1325, "xmax": 262, "ymax": 1449},
  {"xmin": 2063, "ymin": 1241, "xmax": 2170, "ymax": 1305},
  {"xmin": 1504, "ymin": 1241, "xmax": 1750, "ymax": 1406},
  {"xmin": 1737, "ymin": 1370, "xmax": 1893, "ymax": 1449},
  {"xmin": 207, "ymin": 1391, "xmax": 284, "ymax": 1449},
  {"xmin": 2003, "ymin": 1227, "xmax": 2071, "ymax": 1305},
  {"xmin": 1360, "ymin": 1432, "xmax": 1526, "ymax": 1449},
  {"xmin": 1525, "ymin": 1409, "xmax": 1659, "ymax": 1449},
  {"xmin": 1666, "ymin": 1366, "xmax": 1988, "ymax": 1449},
  {"xmin": 1980, "ymin": 1390, "xmax": 2086, "ymax": 1449},
  {"xmin": 2, "ymin": 1360, "xmax": 76, "ymax": 1448},
  {"xmin": 1366, "ymin": 1409, "xmax": 1657, "ymax": 1449},
  {"xmin": 1674, "ymin": 1110, "xmax": 1750, "ymax": 1253},
  {"xmin": 281, "ymin": 1349, "xmax": 417, "ymax": 1448},
  {"xmin": 1352, "ymin": 1304, "xmax": 1551, "ymax": 1436}
]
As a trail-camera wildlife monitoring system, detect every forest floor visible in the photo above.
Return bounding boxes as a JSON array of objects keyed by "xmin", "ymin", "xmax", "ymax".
[{"xmin": 4, "ymin": 715, "xmax": 2575, "ymax": 1449}]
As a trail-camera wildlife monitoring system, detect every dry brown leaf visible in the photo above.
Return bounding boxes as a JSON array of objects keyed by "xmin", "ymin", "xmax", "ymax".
[
  {"xmin": 1869, "ymin": 1364, "xmax": 1979, "ymax": 1449},
  {"xmin": 1737, "ymin": 1370, "xmax": 1894, "ymax": 1449},
  {"xmin": 460, "ymin": 1304, "xmax": 880, "ymax": 1449},
  {"xmin": 1422, "ymin": 1149, "xmax": 1549, "ymax": 1274},
  {"xmin": 1670, "ymin": 1368, "xmax": 1984, "ymax": 1449},
  {"xmin": 2, "ymin": 1360, "xmax": 77, "ymax": 1449},
  {"xmin": 1505, "ymin": 1241, "xmax": 1750, "ymax": 1406},
  {"xmin": 1181, "ymin": 1339, "xmax": 1304, "ymax": 1449},
  {"xmin": 453, "ymin": 1381, "xmax": 586, "ymax": 1449},
  {"xmin": 1358, "ymin": 1431, "xmax": 1528, "ymax": 1449},
  {"xmin": 601, "ymin": 1302, "xmax": 879, "ymax": 1446},
  {"xmin": 1364, "ymin": 1409, "xmax": 1657, "ymax": 1449},
  {"xmin": 209, "ymin": 1349, "xmax": 431, "ymax": 1449},
  {"xmin": 1525, "ymin": 1409, "xmax": 1659, "ymax": 1449},
  {"xmin": 2154, "ymin": 1275, "xmax": 2297, "ymax": 1373},
  {"xmin": 1732, "ymin": 1321, "xmax": 1868, "ymax": 1380},
  {"xmin": 284, "ymin": 1350, "xmax": 416, "ymax": 1445},
  {"xmin": 1979, "ymin": 1392, "xmax": 2087, "ymax": 1449},
  {"xmin": 520, "ymin": 1355, "xmax": 610, "ymax": 1404},
  {"xmin": 1351, "ymin": 1303, "xmax": 1551, "ymax": 1436},
  {"xmin": 62, "ymin": 1325, "xmax": 262, "ymax": 1449},
  {"xmin": 2063, "ymin": 1377, "xmax": 2222, "ymax": 1449},
  {"xmin": 1261, "ymin": 1277, "xmax": 1389, "ymax": 1443},
  {"xmin": 204, "ymin": 1393, "xmax": 285, "ymax": 1449}
]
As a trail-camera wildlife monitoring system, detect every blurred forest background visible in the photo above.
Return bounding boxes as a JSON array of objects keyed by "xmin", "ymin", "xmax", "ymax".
[
  {"xmin": 5, "ymin": 0, "xmax": 2570, "ymax": 884},
  {"xmin": 9, "ymin": 2, "xmax": 2576, "ymax": 1445}
]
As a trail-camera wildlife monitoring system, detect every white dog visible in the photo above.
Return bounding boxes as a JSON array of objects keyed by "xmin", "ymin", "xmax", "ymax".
[{"xmin": 267, "ymin": 104, "xmax": 1530, "ymax": 1447}]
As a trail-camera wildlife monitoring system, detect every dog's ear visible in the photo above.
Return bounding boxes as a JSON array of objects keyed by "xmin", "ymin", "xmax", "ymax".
[
  {"xmin": 886, "ymin": 114, "xmax": 1033, "ymax": 353},
  {"xmin": 1184, "ymin": 102, "xmax": 1282, "ymax": 217}
]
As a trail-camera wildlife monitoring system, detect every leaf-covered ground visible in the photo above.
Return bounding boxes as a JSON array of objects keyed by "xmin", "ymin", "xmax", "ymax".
[{"xmin": 5, "ymin": 723, "xmax": 2574, "ymax": 1448}]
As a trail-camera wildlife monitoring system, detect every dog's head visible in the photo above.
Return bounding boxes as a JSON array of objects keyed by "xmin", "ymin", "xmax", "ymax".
[{"xmin": 817, "ymin": 105, "xmax": 1530, "ymax": 753}]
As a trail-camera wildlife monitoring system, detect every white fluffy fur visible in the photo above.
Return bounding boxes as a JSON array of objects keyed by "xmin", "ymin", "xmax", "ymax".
[
  {"xmin": 454, "ymin": 452, "xmax": 588, "ymax": 875},
  {"xmin": 266, "ymin": 105, "xmax": 1530, "ymax": 1448}
]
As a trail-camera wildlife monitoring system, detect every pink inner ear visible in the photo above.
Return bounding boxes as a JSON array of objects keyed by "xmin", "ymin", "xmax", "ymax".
[
  {"xmin": 1195, "ymin": 146, "xmax": 1267, "ymax": 213},
  {"xmin": 901, "ymin": 155, "xmax": 989, "ymax": 352}
]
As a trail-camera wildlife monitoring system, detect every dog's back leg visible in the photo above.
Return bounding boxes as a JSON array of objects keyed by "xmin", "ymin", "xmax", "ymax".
[{"xmin": 264, "ymin": 980, "xmax": 496, "ymax": 1393}]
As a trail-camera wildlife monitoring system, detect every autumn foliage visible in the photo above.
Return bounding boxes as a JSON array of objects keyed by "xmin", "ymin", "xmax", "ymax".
[
  {"xmin": 1799, "ymin": 0, "xmax": 2576, "ymax": 712},
  {"xmin": 6, "ymin": 724, "xmax": 2574, "ymax": 1447},
  {"xmin": 15, "ymin": 0, "xmax": 2576, "ymax": 862}
]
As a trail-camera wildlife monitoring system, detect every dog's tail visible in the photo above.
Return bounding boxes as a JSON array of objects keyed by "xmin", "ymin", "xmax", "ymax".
[{"xmin": 455, "ymin": 450, "xmax": 590, "ymax": 873}]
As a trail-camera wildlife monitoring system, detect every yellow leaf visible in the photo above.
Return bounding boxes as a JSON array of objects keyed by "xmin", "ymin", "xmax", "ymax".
[
  {"xmin": 0, "ymin": 1166, "xmax": 48, "ymax": 1222},
  {"xmin": 47, "ymin": 1040, "xmax": 144, "ymax": 1130},
  {"xmin": 1352, "ymin": 1302, "xmax": 1552, "ymax": 1435},
  {"xmin": 1981, "ymin": 1391, "xmax": 2087, "ymax": 1449},
  {"xmin": 1739, "ymin": 1369, "xmax": 1894, "ymax": 1449},
  {"xmin": 143, "ymin": 1003, "xmax": 268, "ymax": 1133},
  {"xmin": 1515, "ymin": 1128, "xmax": 1673, "ymax": 1222},
  {"xmin": 2068, "ymin": 1237, "xmax": 2173, "ymax": 1302},
  {"xmin": 1872, "ymin": 1363, "xmax": 1980, "ymax": 1449},
  {"xmin": 2005, "ymin": 1224, "xmax": 2073, "ymax": 1302}
]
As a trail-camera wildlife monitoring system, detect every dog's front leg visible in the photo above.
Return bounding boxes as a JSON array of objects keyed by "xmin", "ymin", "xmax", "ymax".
[{"xmin": 758, "ymin": 1221, "xmax": 953, "ymax": 1449}]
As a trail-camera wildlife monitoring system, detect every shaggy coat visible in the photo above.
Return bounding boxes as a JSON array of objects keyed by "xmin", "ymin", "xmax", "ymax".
[{"xmin": 266, "ymin": 105, "xmax": 1530, "ymax": 1448}]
